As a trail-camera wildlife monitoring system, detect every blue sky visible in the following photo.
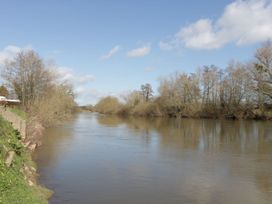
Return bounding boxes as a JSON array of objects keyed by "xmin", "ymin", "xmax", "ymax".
[{"xmin": 0, "ymin": 0, "xmax": 272, "ymax": 104}]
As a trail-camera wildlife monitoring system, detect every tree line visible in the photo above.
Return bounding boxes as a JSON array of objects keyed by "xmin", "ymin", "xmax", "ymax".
[{"xmin": 95, "ymin": 42, "xmax": 272, "ymax": 119}]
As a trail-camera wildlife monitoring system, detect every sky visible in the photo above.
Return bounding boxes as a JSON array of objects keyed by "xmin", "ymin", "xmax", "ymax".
[{"xmin": 0, "ymin": 0, "xmax": 272, "ymax": 105}]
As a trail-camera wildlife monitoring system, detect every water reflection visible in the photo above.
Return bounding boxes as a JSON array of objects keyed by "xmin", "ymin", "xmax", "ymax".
[
  {"xmin": 98, "ymin": 114, "xmax": 272, "ymax": 202},
  {"xmin": 97, "ymin": 115, "xmax": 272, "ymax": 154},
  {"xmin": 35, "ymin": 113, "xmax": 272, "ymax": 204}
]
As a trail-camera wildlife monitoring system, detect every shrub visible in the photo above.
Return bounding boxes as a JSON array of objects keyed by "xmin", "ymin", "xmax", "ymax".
[
  {"xmin": 29, "ymin": 85, "xmax": 76, "ymax": 127},
  {"xmin": 94, "ymin": 96, "xmax": 122, "ymax": 114},
  {"xmin": 131, "ymin": 102, "xmax": 162, "ymax": 117}
]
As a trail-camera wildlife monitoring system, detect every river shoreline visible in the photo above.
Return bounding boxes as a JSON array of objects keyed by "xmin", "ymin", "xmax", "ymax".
[
  {"xmin": 88, "ymin": 109, "xmax": 272, "ymax": 121},
  {"xmin": 0, "ymin": 115, "xmax": 51, "ymax": 203},
  {"xmin": 0, "ymin": 107, "xmax": 52, "ymax": 203}
]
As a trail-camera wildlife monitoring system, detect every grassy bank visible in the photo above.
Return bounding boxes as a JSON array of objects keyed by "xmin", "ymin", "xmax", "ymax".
[
  {"xmin": 0, "ymin": 116, "xmax": 49, "ymax": 204},
  {"xmin": 8, "ymin": 107, "xmax": 27, "ymax": 120}
]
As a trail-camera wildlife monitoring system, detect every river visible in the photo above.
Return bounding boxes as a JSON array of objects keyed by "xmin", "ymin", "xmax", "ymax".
[{"xmin": 34, "ymin": 112, "xmax": 272, "ymax": 204}]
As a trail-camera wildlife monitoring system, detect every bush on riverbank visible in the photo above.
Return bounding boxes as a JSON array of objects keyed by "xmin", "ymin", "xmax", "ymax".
[
  {"xmin": 30, "ymin": 84, "xmax": 77, "ymax": 127},
  {"xmin": 0, "ymin": 116, "xmax": 50, "ymax": 204},
  {"xmin": 94, "ymin": 96, "xmax": 122, "ymax": 114}
]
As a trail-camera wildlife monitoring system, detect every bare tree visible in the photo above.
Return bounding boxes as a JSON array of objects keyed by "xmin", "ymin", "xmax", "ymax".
[
  {"xmin": 122, "ymin": 90, "xmax": 143, "ymax": 107},
  {"xmin": 220, "ymin": 61, "xmax": 253, "ymax": 113},
  {"xmin": 141, "ymin": 83, "xmax": 153, "ymax": 102},
  {"xmin": 254, "ymin": 41, "xmax": 272, "ymax": 99},
  {"xmin": 158, "ymin": 72, "xmax": 200, "ymax": 116},
  {"xmin": 1, "ymin": 50, "xmax": 53, "ymax": 107},
  {"xmin": 200, "ymin": 65, "xmax": 221, "ymax": 107}
]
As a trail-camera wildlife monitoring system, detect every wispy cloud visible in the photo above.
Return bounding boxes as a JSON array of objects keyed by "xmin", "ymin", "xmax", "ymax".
[
  {"xmin": 56, "ymin": 67, "xmax": 95, "ymax": 85},
  {"xmin": 160, "ymin": 0, "xmax": 272, "ymax": 50},
  {"xmin": 159, "ymin": 40, "xmax": 175, "ymax": 51},
  {"xmin": 144, "ymin": 66, "xmax": 156, "ymax": 72},
  {"xmin": 56, "ymin": 67, "xmax": 96, "ymax": 105},
  {"xmin": 0, "ymin": 45, "xmax": 32, "ymax": 65},
  {"xmin": 74, "ymin": 87, "xmax": 120, "ymax": 105},
  {"xmin": 101, "ymin": 45, "xmax": 121, "ymax": 60},
  {"xmin": 74, "ymin": 87, "xmax": 103, "ymax": 105},
  {"xmin": 127, "ymin": 45, "xmax": 151, "ymax": 57}
]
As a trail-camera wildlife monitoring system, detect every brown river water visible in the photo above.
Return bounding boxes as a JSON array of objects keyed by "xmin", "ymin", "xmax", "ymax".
[{"xmin": 34, "ymin": 112, "xmax": 272, "ymax": 204}]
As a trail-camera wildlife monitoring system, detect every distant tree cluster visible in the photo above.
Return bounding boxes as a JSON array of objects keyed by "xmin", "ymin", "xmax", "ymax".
[{"xmin": 95, "ymin": 42, "xmax": 272, "ymax": 119}]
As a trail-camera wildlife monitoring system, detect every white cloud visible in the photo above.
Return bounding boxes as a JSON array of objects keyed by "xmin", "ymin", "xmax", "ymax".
[
  {"xmin": 178, "ymin": 19, "xmax": 221, "ymax": 49},
  {"xmin": 74, "ymin": 87, "xmax": 102, "ymax": 105},
  {"xmin": 101, "ymin": 45, "xmax": 121, "ymax": 60},
  {"xmin": 0, "ymin": 45, "xmax": 32, "ymax": 65},
  {"xmin": 127, "ymin": 45, "xmax": 151, "ymax": 57},
  {"xmin": 144, "ymin": 66, "xmax": 156, "ymax": 72},
  {"xmin": 56, "ymin": 67, "xmax": 95, "ymax": 85},
  {"xmin": 56, "ymin": 67, "xmax": 96, "ymax": 105},
  {"xmin": 161, "ymin": 0, "xmax": 272, "ymax": 50},
  {"xmin": 74, "ymin": 87, "xmax": 121, "ymax": 105},
  {"xmin": 159, "ymin": 40, "xmax": 175, "ymax": 51}
]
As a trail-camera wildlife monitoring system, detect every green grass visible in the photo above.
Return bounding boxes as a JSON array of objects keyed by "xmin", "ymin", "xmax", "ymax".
[
  {"xmin": 8, "ymin": 107, "xmax": 27, "ymax": 120},
  {"xmin": 0, "ymin": 116, "xmax": 48, "ymax": 204}
]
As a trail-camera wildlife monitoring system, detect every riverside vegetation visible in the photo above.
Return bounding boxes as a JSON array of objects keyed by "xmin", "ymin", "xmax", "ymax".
[
  {"xmin": 0, "ymin": 50, "xmax": 76, "ymax": 203},
  {"xmin": 95, "ymin": 42, "xmax": 272, "ymax": 119},
  {"xmin": 0, "ymin": 116, "xmax": 49, "ymax": 204}
]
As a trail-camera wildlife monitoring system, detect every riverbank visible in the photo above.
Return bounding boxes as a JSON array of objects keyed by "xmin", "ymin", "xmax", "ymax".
[
  {"xmin": 92, "ymin": 101, "xmax": 272, "ymax": 121},
  {"xmin": 0, "ymin": 115, "xmax": 51, "ymax": 203}
]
